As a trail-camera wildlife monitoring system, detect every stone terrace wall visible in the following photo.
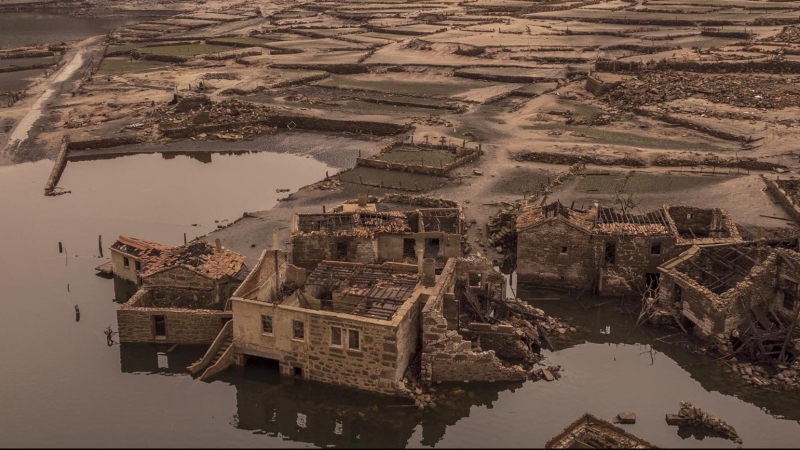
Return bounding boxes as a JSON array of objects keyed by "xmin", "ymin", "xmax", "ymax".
[
  {"xmin": 763, "ymin": 176, "xmax": 800, "ymax": 226},
  {"xmin": 118, "ymin": 289, "xmax": 230, "ymax": 344},
  {"xmin": 291, "ymin": 235, "xmax": 378, "ymax": 270},
  {"xmin": 420, "ymin": 260, "xmax": 526, "ymax": 384}
]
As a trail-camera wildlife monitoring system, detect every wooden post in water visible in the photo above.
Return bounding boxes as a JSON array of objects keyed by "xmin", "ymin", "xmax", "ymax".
[
  {"xmin": 98, "ymin": 235, "xmax": 103, "ymax": 258},
  {"xmin": 59, "ymin": 242, "xmax": 63, "ymax": 253},
  {"xmin": 184, "ymin": 233, "xmax": 187, "ymax": 245}
]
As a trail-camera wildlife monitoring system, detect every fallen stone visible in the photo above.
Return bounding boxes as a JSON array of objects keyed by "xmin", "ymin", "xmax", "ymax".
[
  {"xmin": 542, "ymin": 369, "xmax": 555, "ymax": 382},
  {"xmin": 616, "ymin": 412, "xmax": 636, "ymax": 424}
]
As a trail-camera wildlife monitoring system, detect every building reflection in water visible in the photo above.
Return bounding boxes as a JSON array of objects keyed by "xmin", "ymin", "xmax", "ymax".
[{"xmin": 221, "ymin": 359, "xmax": 522, "ymax": 448}]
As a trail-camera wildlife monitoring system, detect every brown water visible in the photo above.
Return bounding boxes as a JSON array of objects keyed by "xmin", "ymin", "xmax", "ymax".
[
  {"xmin": 0, "ymin": 13, "xmax": 132, "ymax": 49},
  {"xmin": 0, "ymin": 153, "xmax": 799, "ymax": 447}
]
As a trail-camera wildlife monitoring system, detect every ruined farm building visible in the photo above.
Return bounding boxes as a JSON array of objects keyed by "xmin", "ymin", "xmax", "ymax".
[
  {"xmin": 546, "ymin": 413, "xmax": 657, "ymax": 448},
  {"xmin": 290, "ymin": 196, "xmax": 463, "ymax": 271},
  {"xmin": 117, "ymin": 240, "xmax": 247, "ymax": 344},
  {"xmin": 656, "ymin": 240, "xmax": 800, "ymax": 349},
  {"xmin": 191, "ymin": 250, "xmax": 531, "ymax": 393},
  {"xmin": 108, "ymin": 236, "xmax": 171, "ymax": 284},
  {"xmin": 515, "ymin": 201, "xmax": 741, "ymax": 295}
]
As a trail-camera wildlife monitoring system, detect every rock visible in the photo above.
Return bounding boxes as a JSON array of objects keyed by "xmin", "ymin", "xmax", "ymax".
[
  {"xmin": 542, "ymin": 369, "xmax": 555, "ymax": 382},
  {"xmin": 616, "ymin": 412, "xmax": 636, "ymax": 424},
  {"xmin": 473, "ymin": 170, "xmax": 483, "ymax": 176},
  {"xmin": 557, "ymin": 327, "xmax": 566, "ymax": 334}
]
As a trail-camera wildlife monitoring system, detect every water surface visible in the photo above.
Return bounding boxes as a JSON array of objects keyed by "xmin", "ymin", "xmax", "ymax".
[{"xmin": 0, "ymin": 13, "xmax": 132, "ymax": 49}]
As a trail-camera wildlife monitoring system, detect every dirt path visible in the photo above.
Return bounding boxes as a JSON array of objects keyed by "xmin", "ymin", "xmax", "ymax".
[{"xmin": 2, "ymin": 35, "xmax": 105, "ymax": 160}]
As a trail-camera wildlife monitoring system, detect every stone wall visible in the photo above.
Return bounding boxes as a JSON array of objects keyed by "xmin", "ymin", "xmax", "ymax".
[
  {"xmin": 117, "ymin": 289, "xmax": 230, "ymax": 344},
  {"xmin": 143, "ymin": 266, "xmax": 221, "ymax": 308},
  {"xmin": 420, "ymin": 260, "xmax": 527, "ymax": 384},
  {"xmin": 233, "ymin": 296, "xmax": 416, "ymax": 395},
  {"xmin": 598, "ymin": 235, "xmax": 679, "ymax": 295},
  {"xmin": 111, "ymin": 248, "xmax": 139, "ymax": 283},
  {"xmin": 763, "ymin": 176, "xmax": 800, "ymax": 226},
  {"xmin": 461, "ymin": 323, "xmax": 531, "ymax": 360},
  {"xmin": 516, "ymin": 219, "xmax": 596, "ymax": 289},
  {"xmin": 291, "ymin": 235, "xmax": 379, "ymax": 270}
]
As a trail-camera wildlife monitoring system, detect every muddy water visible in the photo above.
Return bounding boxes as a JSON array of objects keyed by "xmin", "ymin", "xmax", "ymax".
[
  {"xmin": 0, "ymin": 150, "xmax": 799, "ymax": 447},
  {"xmin": 0, "ymin": 13, "xmax": 131, "ymax": 49}
]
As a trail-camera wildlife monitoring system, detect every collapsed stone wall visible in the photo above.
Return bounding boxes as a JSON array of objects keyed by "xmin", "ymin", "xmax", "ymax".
[
  {"xmin": 512, "ymin": 151, "xmax": 646, "ymax": 167},
  {"xmin": 420, "ymin": 261, "xmax": 527, "ymax": 384},
  {"xmin": 585, "ymin": 74, "xmax": 621, "ymax": 96},
  {"xmin": 356, "ymin": 151, "xmax": 479, "ymax": 177},
  {"xmin": 161, "ymin": 113, "xmax": 410, "ymax": 138},
  {"xmin": 595, "ymin": 58, "xmax": 800, "ymax": 74},
  {"xmin": 461, "ymin": 324, "xmax": 532, "ymax": 360}
]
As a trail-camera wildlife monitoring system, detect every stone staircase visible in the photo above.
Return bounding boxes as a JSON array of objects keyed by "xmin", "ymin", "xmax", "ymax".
[{"xmin": 187, "ymin": 320, "xmax": 235, "ymax": 381}]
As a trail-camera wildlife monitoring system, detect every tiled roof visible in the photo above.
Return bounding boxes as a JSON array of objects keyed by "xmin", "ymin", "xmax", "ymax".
[
  {"xmin": 139, "ymin": 241, "xmax": 246, "ymax": 280},
  {"xmin": 111, "ymin": 236, "xmax": 171, "ymax": 265}
]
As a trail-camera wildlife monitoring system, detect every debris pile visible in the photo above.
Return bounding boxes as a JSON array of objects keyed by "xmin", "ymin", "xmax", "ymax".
[
  {"xmin": 762, "ymin": 25, "xmax": 800, "ymax": 44},
  {"xmin": 666, "ymin": 401, "xmax": 742, "ymax": 445},
  {"xmin": 409, "ymin": 116, "xmax": 452, "ymax": 127},
  {"xmin": 530, "ymin": 364, "xmax": 562, "ymax": 382},
  {"xmin": 729, "ymin": 359, "xmax": 800, "ymax": 390},
  {"xmin": 603, "ymin": 72, "xmax": 800, "ymax": 110},
  {"xmin": 156, "ymin": 97, "xmax": 278, "ymax": 140}
]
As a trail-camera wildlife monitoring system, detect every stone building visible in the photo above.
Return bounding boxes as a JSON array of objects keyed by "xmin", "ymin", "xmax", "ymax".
[
  {"xmin": 108, "ymin": 236, "xmax": 171, "ymax": 283},
  {"xmin": 117, "ymin": 240, "xmax": 247, "ymax": 344},
  {"xmin": 201, "ymin": 247, "xmax": 534, "ymax": 396},
  {"xmin": 515, "ymin": 201, "xmax": 741, "ymax": 295},
  {"xmin": 290, "ymin": 196, "xmax": 463, "ymax": 271},
  {"xmin": 655, "ymin": 240, "xmax": 800, "ymax": 342},
  {"xmin": 545, "ymin": 413, "xmax": 657, "ymax": 448}
]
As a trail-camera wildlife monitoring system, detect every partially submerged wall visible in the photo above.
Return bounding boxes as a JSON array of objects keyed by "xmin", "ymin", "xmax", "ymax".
[
  {"xmin": 117, "ymin": 289, "xmax": 230, "ymax": 344},
  {"xmin": 763, "ymin": 176, "xmax": 800, "ymax": 226}
]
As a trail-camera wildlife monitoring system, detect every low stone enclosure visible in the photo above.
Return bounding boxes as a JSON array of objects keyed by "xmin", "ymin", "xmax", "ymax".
[
  {"xmin": 356, "ymin": 140, "xmax": 482, "ymax": 177},
  {"xmin": 545, "ymin": 413, "xmax": 658, "ymax": 449},
  {"xmin": 763, "ymin": 175, "xmax": 800, "ymax": 226}
]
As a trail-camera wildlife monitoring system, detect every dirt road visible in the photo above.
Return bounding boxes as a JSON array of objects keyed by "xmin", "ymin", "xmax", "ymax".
[{"xmin": 2, "ymin": 35, "xmax": 105, "ymax": 162}]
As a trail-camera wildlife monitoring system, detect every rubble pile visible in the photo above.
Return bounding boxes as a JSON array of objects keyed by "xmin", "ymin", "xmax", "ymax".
[
  {"xmin": 512, "ymin": 151, "xmax": 646, "ymax": 167},
  {"xmin": 487, "ymin": 202, "xmax": 521, "ymax": 250},
  {"xmin": 156, "ymin": 97, "xmax": 278, "ymax": 140},
  {"xmin": 652, "ymin": 154, "xmax": 786, "ymax": 171},
  {"xmin": 762, "ymin": 25, "xmax": 800, "ymax": 44},
  {"xmin": 603, "ymin": 72, "xmax": 800, "ymax": 110},
  {"xmin": 403, "ymin": 38, "xmax": 432, "ymax": 51},
  {"xmin": 728, "ymin": 359, "xmax": 800, "ymax": 390},
  {"xmin": 668, "ymin": 401, "xmax": 742, "ymax": 445},
  {"xmin": 409, "ymin": 115, "xmax": 452, "ymax": 127},
  {"xmin": 529, "ymin": 365, "xmax": 562, "ymax": 382}
]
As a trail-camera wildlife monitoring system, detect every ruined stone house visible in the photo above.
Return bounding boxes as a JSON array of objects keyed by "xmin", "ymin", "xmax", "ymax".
[
  {"xmin": 655, "ymin": 240, "xmax": 800, "ymax": 354},
  {"xmin": 193, "ymin": 248, "xmax": 535, "ymax": 395},
  {"xmin": 117, "ymin": 240, "xmax": 247, "ymax": 344},
  {"xmin": 290, "ymin": 197, "xmax": 463, "ymax": 271},
  {"xmin": 515, "ymin": 201, "xmax": 741, "ymax": 295},
  {"xmin": 546, "ymin": 413, "xmax": 658, "ymax": 448},
  {"xmin": 109, "ymin": 236, "xmax": 171, "ymax": 284}
]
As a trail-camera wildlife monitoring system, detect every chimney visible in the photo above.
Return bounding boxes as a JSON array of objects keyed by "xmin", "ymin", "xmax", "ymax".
[
  {"xmin": 214, "ymin": 238, "xmax": 222, "ymax": 252},
  {"xmin": 358, "ymin": 193, "xmax": 367, "ymax": 208},
  {"xmin": 422, "ymin": 258, "xmax": 436, "ymax": 287},
  {"xmin": 417, "ymin": 245, "xmax": 424, "ymax": 275},
  {"xmin": 272, "ymin": 229, "xmax": 279, "ymax": 250}
]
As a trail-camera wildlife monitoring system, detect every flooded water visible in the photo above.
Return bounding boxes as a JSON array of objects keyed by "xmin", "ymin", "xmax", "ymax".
[
  {"xmin": 0, "ymin": 13, "xmax": 132, "ymax": 49},
  {"xmin": 0, "ymin": 150, "xmax": 799, "ymax": 448}
]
